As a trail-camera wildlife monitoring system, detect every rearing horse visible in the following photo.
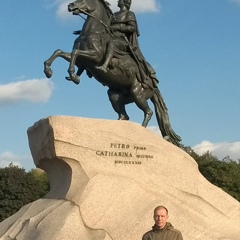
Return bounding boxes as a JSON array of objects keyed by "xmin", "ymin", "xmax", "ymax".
[{"xmin": 43, "ymin": 0, "xmax": 181, "ymax": 146}]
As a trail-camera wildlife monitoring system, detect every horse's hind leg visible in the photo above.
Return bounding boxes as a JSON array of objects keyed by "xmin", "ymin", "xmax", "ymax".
[
  {"xmin": 44, "ymin": 49, "xmax": 71, "ymax": 78},
  {"xmin": 107, "ymin": 89, "xmax": 130, "ymax": 120},
  {"xmin": 131, "ymin": 80, "xmax": 153, "ymax": 127}
]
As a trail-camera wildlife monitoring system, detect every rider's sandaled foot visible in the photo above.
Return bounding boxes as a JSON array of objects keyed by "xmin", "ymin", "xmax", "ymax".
[
  {"xmin": 96, "ymin": 65, "xmax": 108, "ymax": 73},
  {"xmin": 65, "ymin": 75, "xmax": 80, "ymax": 85}
]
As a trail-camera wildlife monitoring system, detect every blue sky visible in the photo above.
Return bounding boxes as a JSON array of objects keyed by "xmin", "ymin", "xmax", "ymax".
[{"xmin": 0, "ymin": 0, "xmax": 239, "ymax": 170}]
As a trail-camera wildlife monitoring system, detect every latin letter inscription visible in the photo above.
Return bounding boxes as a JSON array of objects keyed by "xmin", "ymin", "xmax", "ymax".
[{"xmin": 96, "ymin": 143, "xmax": 154, "ymax": 165}]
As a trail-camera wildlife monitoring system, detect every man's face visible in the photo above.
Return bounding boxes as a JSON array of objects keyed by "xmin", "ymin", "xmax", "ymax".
[
  {"xmin": 153, "ymin": 208, "xmax": 168, "ymax": 229},
  {"xmin": 117, "ymin": 0, "xmax": 124, "ymax": 7}
]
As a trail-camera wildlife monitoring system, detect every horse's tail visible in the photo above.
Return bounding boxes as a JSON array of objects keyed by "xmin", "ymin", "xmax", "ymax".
[{"xmin": 150, "ymin": 89, "xmax": 182, "ymax": 147}]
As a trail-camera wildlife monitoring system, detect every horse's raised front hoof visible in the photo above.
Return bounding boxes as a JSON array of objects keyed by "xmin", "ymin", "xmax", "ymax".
[
  {"xmin": 44, "ymin": 67, "xmax": 52, "ymax": 78},
  {"xmin": 65, "ymin": 75, "xmax": 80, "ymax": 85}
]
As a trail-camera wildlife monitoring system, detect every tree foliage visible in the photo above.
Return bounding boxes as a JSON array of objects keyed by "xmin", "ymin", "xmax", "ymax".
[
  {"xmin": 0, "ymin": 164, "xmax": 49, "ymax": 222},
  {"xmin": 182, "ymin": 146, "xmax": 240, "ymax": 202}
]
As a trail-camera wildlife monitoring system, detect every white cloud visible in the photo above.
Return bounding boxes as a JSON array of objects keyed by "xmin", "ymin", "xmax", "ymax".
[
  {"xmin": 56, "ymin": 1, "xmax": 72, "ymax": 19},
  {"xmin": 108, "ymin": 0, "xmax": 160, "ymax": 13},
  {"xmin": 148, "ymin": 126, "xmax": 240, "ymax": 161},
  {"xmin": 147, "ymin": 126, "xmax": 162, "ymax": 136},
  {"xmin": 193, "ymin": 140, "xmax": 240, "ymax": 161},
  {"xmin": 229, "ymin": 0, "xmax": 240, "ymax": 5},
  {"xmin": 0, "ymin": 78, "xmax": 54, "ymax": 106},
  {"xmin": 0, "ymin": 152, "xmax": 23, "ymax": 168},
  {"xmin": 0, "ymin": 151, "xmax": 35, "ymax": 170},
  {"xmin": 52, "ymin": 0, "xmax": 160, "ymax": 19},
  {"xmin": 44, "ymin": 1, "xmax": 72, "ymax": 19}
]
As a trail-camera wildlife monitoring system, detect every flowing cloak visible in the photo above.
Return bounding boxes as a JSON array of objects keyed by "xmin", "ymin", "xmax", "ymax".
[{"xmin": 111, "ymin": 10, "xmax": 159, "ymax": 88}]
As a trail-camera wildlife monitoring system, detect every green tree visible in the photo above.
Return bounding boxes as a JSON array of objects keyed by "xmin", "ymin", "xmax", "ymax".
[
  {"xmin": 182, "ymin": 146, "xmax": 240, "ymax": 202},
  {"xmin": 197, "ymin": 156, "xmax": 240, "ymax": 201},
  {"xmin": 29, "ymin": 168, "xmax": 50, "ymax": 197},
  {"xmin": 0, "ymin": 164, "xmax": 49, "ymax": 222}
]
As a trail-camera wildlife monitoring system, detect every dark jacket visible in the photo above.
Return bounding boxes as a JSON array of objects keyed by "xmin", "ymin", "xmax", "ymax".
[{"xmin": 142, "ymin": 222, "xmax": 183, "ymax": 240}]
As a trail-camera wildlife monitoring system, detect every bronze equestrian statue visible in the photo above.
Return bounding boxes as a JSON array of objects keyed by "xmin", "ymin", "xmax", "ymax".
[{"xmin": 43, "ymin": 0, "xmax": 181, "ymax": 146}]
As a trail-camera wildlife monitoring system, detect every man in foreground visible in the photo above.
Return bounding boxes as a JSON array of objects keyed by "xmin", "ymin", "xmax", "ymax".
[{"xmin": 142, "ymin": 206, "xmax": 183, "ymax": 240}]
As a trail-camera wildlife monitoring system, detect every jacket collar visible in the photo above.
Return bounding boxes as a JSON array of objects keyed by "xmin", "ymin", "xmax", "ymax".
[{"xmin": 152, "ymin": 222, "xmax": 173, "ymax": 232}]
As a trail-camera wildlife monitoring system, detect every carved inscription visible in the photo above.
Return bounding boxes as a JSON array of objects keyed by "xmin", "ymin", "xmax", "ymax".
[
  {"xmin": 95, "ymin": 143, "xmax": 154, "ymax": 165},
  {"xmin": 96, "ymin": 151, "xmax": 132, "ymax": 157}
]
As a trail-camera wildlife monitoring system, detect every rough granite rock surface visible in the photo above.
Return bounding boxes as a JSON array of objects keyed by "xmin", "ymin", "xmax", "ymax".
[{"xmin": 0, "ymin": 116, "xmax": 239, "ymax": 240}]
